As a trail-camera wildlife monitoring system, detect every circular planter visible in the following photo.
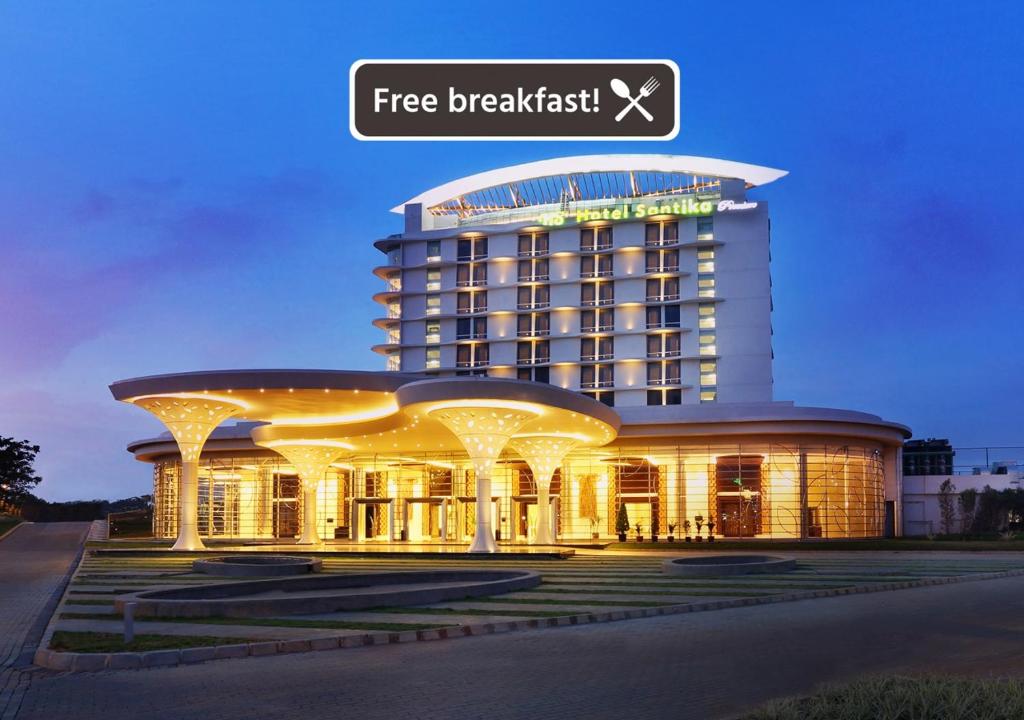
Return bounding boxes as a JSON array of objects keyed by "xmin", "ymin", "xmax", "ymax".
[
  {"xmin": 662, "ymin": 555, "xmax": 796, "ymax": 578},
  {"xmin": 192, "ymin": 555, "xmax": 323, "ymax": 577}
]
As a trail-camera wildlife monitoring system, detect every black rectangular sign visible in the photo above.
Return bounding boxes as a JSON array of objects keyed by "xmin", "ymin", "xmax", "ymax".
[{"xmin": 350, "ymin": 60, "xmax": 679, "ymax": 141}]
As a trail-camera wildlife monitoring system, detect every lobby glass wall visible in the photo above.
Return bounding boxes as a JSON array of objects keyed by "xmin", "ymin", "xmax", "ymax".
[{"xmin": 152, "ymin": 441, "xmax": 885, "ymax": 541}]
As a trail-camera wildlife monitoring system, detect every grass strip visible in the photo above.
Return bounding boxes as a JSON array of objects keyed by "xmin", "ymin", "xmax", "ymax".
[
  {"xmin": 740, "ymin": 675, "xmax": 1024, "ymax": 719},
  {"xmin": 527, "ymin": 587, "xmax": 777, "ymax": 598},
  {"xmin": 63, "ymin": 598, "xmax": 116, "ymax": 606},
  {"xmin": 470, "ymin": 596, "xmax": 674, "ymax": 607},
  {"xmin": 58, "ymin": 613, "xmax": 450, "ymax": 632},
  {"xmin": 49, "ymin": 630, "xmax": 264, "ymax": 653},
  {"xmin": 368, "ymin": 606, "xmax": 574, "ymax": 618},
  {"xmin": 539, "ymin": 579, "xmax": 852, "ymax": 591}
]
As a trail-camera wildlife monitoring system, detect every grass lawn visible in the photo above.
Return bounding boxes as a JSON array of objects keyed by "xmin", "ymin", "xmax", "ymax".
[
  {"xmin": 49, "ymin": 630, "xmax": 264, "ymax": 653},
  {"xmin": 609, "ymin": 538, "xmax": 1024, "ymax": 552},
  {"xmin": 0, "ymin": 517, "xmax": 22, "ymax": 538},
  {"xmin": 741, "ymin": 676, "xmax": 1024, "ymax": 719}
]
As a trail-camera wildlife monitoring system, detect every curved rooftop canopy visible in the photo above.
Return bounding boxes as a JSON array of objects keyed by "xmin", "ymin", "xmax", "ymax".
[
  {"xmin": 391, "ymin": 154, "xmax": 788, "ymax": 220},
  {"xmin": 113, "ymin": 371, "xmax": 621, "ymax": 457}
]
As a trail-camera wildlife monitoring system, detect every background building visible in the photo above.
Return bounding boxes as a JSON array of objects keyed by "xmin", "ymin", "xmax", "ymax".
[{"xmin": 372, "ymin": 155, "xmax": 783, "ymax": 408}]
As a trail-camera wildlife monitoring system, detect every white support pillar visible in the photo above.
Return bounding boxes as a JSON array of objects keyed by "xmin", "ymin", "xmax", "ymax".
[
  {"xmin": 132, "ymin": 394, "xmax": 246, "ymax": 551},
  {"xmin": 428, "ymin": 405, "xmax": 538, "ymax": 553},
  {"xmin": 255, "ymin": 440, "xmax": 352, "ymax": 545},
  {"xmin": 509, "ymin": 435, "xmax": 581, "ymax": 546}
]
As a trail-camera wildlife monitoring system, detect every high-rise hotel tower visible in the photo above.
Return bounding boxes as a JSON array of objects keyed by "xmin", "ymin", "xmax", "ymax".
[{"xmin": 372, "ymin": 155, "xmax": 784, "ymax": 408}]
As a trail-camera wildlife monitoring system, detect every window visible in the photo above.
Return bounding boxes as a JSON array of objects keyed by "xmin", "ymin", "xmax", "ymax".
[
  {"xmin": 581, "ymin": 390, "xmax": 615, "ymax": 407},
  {"xmin": 518, "ymin": 232, "xmax": 549, "ymax": 257},
  {"xmin": 580, "ymin": 364, "xmax": 614, "ymax": 389},
  {"xmin": 698, "ymin": 303, "xmax": 716, "ymax": 329},
  {"xmin": 645, "ymin": 221, "xmax": 679, "ymax": 247},
  {"xmin": 386, "ymin": 354, "xmax": 401, "ymax": 372},
  {"xmin": 645, "ymin": 249, "xmax": 679, "ymax": 273},
  {"xmin": 580, "ymin": 226, "xmax": 612, "ymax": 252},
  {"xmin": 425, "ymin": 320, "xmax": 441, "ymax": 344},
  {"xmin": 581, "ymin": 308, "xmax": 614, "ymax": 332},
  {"xmin": 517, "ymin": 340, "xmax": 550, "ymax": 365},
  {"xmin": 646, "ymin": 277, "xmax": 680, "ymax": 302},
  {"xmin": 456, "ymin": 290, "xmax": 487, "ymax": 314},
  {"xmin": 647, "ymin": 332, "xmax": 681, "ymax": 358},
  {"xmin": 646, "ymin": 304, "xmax": 680, "ymax": 329},
  {"xmin": 426, "ymin": 240, "xmax": 441, "ymax": 263},
  {"xmin": 518, "ymin": 257, "xmax": 549, "ymax": 282},
  {"xmin": 700, "ymin": 358, "xmax": 717, "ymax": 403},
  {"xmin": 456, "ymin": 343, "xmax": 489, "ymax": 368},
  {"xmin": 647, "ymin": 360, "xmax": 681, "ymax": 386},
  {"xmin": 647, "ymin": 388, "xmax": 682, "ymax": 405},
  {"xmin": 425, "ymin": 295, "xmax": 441, "ymax": 316},
  {"xmin": 696, "ymin": 219, "xmax": 714, "ymax": 242},
  {"xmin": 697, "ymin": 273, "xmax": 716, "ymax": 297},
  {"xmin": 425, "ymin": 348, "xmax": 440, "ymax": 369},
  {"xmin": 456, "ymin": 262, "xmax": 487, "ymax": 287},
  {"xmin": 457, "ymin": 236, "xmax": 488, "ymax": 261},
  {"xmin": 581, "ymin": 336, "xmax": 614, "ymax": 361},
  {"xmin": 580, "ymin": 253, "xmax": 613, "ymax": 278},
  {"xmin": 699, "ymin": 331, "xmax": 717, "ymax": 356},
  {"xmin": 386, "ymin": 246, "xmax": 402, "ymax": 265},
  {"xmin": 581, "ymin": 281, "xmax": 613, "ymax": 306},
  {"xmin": 386, "ymin": 302, "xmax": 401, "ymax": 319},
  {"xmin": 517, "ymin": 312, "xmax": 550, "ymax": 337},
  {"xmin": 456, "ymin": 316, "xmax": 487, "ymax": 340},
  {"xmin": 517, "ymin": 284, "xmax": 549, "ymax": 310},
  {"xmin": 517, "ymin": 366, "xmax": 550, "ymax": 383},
  {"xmin": 426, "ymin": 268, "xmax": 441, "ymax": 292}
]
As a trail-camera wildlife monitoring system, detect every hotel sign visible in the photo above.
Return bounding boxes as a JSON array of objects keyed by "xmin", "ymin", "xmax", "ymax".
[{"xmin": 536, "ymin": 198, "xmax": 759, "ymax": 227}]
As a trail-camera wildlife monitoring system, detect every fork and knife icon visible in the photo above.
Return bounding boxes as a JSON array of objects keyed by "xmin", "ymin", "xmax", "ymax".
[{"xmin": 610, "ymin": 76, "xmax": 660, "ymax": 122}]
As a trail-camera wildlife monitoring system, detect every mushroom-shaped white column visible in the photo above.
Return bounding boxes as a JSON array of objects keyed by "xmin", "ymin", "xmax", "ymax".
[
  {"xmin": 428, "ymin": 405, "xmax": 538, "ymax": 553},
  {"xmin": 132, "ymin": 395, "xmax": 246, "ymax": 550},
  {"xmin": 256, "ymin": 440, "xmax": 352, "ymax": 545},
  {"xmin": 509, "ymin": 435, "xmax": 581, "ymax": 546}
]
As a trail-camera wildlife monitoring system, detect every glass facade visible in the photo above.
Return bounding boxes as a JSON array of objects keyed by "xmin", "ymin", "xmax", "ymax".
[{"xmin": 152, "ymin": 441, "xmax": 885, "ymax": 541}]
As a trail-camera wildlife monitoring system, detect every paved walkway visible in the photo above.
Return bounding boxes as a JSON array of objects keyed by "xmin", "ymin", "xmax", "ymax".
[
  {"xmin": 16, "ymin": 572, "xmax": 1024, "ymax": 720},
  {"xmin": 0, "ymin": 522, "xmax": 89, "ymax": 720}
]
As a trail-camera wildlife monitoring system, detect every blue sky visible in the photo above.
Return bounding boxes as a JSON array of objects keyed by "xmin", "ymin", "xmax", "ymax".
[{"xmin": 1, "ymin": 0, "xmax": 1021, "ymax": 501}]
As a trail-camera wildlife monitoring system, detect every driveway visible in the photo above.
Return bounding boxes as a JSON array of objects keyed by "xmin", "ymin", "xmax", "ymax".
[
  {"xmin": 0, "ymin": 522, "xmax": 89, "ymax": 720},
  {"xmin": 14, "ymin": 567, "xmax": 1024, "ymax": 720}
]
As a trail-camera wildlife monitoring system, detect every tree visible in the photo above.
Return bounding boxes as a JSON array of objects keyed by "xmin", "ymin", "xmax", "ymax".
[
  {"xmin": 958, "ymin": 488, "xmax": 978, "ymax": 534},
  {"xmin": 0, "ymin": 437, "xmax": 42, "ymax": 508},
  {"xmin": 614, "ymin": 503, "xmax": 630, "ymax": 535},
  {"xmin": 938, "ymin": 479, "xmax": 957, "ymax": 535}
]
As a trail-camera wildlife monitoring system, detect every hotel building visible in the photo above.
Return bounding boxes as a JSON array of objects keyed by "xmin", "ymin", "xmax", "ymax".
[{"xmin": 113, "ymin": 155, "xmax": 910, "ymax": 551}]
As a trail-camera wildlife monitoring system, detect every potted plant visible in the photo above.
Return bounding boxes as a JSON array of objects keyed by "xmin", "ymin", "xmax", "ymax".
[
  {"xmin": 667, "ymin": 522, "xmax": 676, "ymax": 543},
  {"xmin": 615, "ymin": 503, "xmax": 630, "ymax": 542},
  {"xmin": 683, "ymin": 519, "xmax": 692, "ymax": 542},
  {"xmin": 650, "ymin": 515, "xmax": 660, "ymax": 542},
  {"xmin": 635, "ymin": 522, "xmax": 644, "ymax": 543},
  {"xmin": 590, "ymin": 515, "xmax": 601, "ymax": 540},
  {"xmin": 694, "ymin": 515, "xmax": 704, "ymax": 542},
  {"xmin": 707, "ymin": 514, "xmax": 716, "ymax": 543}
]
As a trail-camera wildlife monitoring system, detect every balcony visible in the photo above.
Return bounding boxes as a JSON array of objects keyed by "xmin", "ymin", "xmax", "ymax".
[
  {"xmin": 646, "ymin": 294, "xmax": 680, "ymax": 303},
  {"xmin": 646, "ymin": 265, "xmax": 680, "ymax": 274},
  {"xmin": 455, "ymin": 359, "xmax": 490, "ymax": 368},
  {"xmin": 516, "ymin": 356, "xmax": 550, "ymax": 366},
  {"xmin": 646, "ymin": 320, "xmax": 681, "ymax": 329},
  {"xmin": 580, "ymin": 243, "xmax": 613, "ymax": 253},
  {"xmin": 581, "ymin": 352, "xmax": 614, "ymax": 362},
  {"xmin": 580, "ymin": 269, "xmax": 614, "ymax": 279},
  {"xmin": 647, "ymin": 349, "xmax": 682, "ymax": 359},
  {"xmin": 456, "ymin": 305, "xmax": 487, "ymax": 315},
  {"xmin": 518, "ymin": 274, "xmax": 550, "ymax": 283},
  {"xmin": 648, "ymin": 377, "xmax": 682, "ymax": 386},
  {"xmin": 517, "ymin": 328, "xmax": 550, "ymax": 337},
  {"xmin": 456, "ymin": 279, "xmax": 487, "ymax": 288},
  {"xmin": 518, "ymin": 248, "xmax": 548, "ymax": 257},
  {"xmin": 456, "ymin": 332, "xmax": 487, "ymax": 340},
  {"xmin": 646, "ymin": 237, "xmax": 679, "ymax": 248},
  {"xmin": 517, "ymin": 301, "xmax": 549, "ymax": 310},
  {"xmin": 580, "ymin": 379, "xmax": 614, "ymax": 389}
]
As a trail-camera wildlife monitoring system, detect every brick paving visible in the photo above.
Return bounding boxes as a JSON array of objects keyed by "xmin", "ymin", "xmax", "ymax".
[
  {"xmin": 15, "ymin": 572, "xmax": 1024, "ymax": 720},
  {"xmin": 0, "ymin": 522, "xmax": 90, "ymax": 720}
]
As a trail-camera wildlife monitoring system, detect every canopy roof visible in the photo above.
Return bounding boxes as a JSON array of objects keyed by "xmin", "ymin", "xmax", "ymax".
[{"xmin": 392, "ymin": 154, "xmax": 788, "ymax": 220}]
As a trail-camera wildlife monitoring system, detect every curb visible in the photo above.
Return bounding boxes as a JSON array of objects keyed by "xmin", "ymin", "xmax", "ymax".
[
  {"xmin": 34, "ymin": 566, "xmax": 1024, "ymax": 673},
  {"xmin": 0, "ymin": 520, "xmax": 27, "ymax": 544}
]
